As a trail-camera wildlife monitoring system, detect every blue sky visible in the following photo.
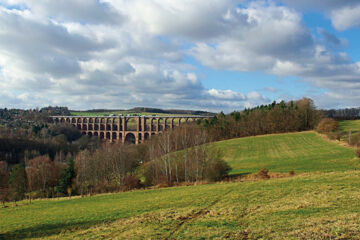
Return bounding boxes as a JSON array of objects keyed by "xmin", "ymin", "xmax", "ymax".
[{"xmin": 0, "ymin": 0, "xmax": 359, "ymax": 112}]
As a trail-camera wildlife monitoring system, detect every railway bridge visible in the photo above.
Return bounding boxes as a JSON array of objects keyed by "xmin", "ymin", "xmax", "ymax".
[{"xmin": 52, "ymin": 115, "xmax": 211, "ymax": 144}]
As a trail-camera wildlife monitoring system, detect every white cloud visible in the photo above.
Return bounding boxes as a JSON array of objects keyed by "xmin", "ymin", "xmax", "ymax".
[
  {"xmin": 0, "ymin": 0, "xmax": 358, "ymax": 112},
  {"xmin": 330, "ymin": 5, "xmax": 360, "ymax": 31},
  {"xmin": 280, "ymin": 0, "xmax": 360, "ymax": 31},
  {"xmin": 190, "ymin": 2, "xmax": 314, "ymax": 72}
]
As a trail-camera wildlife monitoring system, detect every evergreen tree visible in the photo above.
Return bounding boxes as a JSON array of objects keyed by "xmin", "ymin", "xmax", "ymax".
[
  {"xmin": 56, "ymin": 157, "xmax": 75, "ymax": 195},
  {"xmin": 9, "ymin": 163, "xmax": 27, "ymax": 203}
]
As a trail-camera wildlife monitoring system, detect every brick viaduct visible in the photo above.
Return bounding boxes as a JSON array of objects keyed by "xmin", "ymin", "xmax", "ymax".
[{"xmin": 52, "ymin": 115, "xmax": 211, "ymax": 144}]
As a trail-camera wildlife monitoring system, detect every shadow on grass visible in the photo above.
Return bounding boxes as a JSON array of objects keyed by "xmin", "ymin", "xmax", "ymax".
[
  {"xmin": 226, "ymin": 172, "xmax": 251, "ymax": 180},
  {"xmin": 1, "ymin": 219, "xmax": 116, "ymax": 240}
]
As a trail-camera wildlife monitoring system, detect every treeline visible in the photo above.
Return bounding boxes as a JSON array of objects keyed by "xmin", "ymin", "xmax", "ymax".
[
  {"xmin": 0, "ymin": 124, "xmax": 230, "ymax": 203},
  {"xmin": 201, "ymin": 98, "xmax": 321, "ymax": 141},
  {"xmin": 0, "ymin": 106, "xmax": 70, "ymax": 128},
  {"xmin": 0, "ymin": 123, "xmax": 100, "ymax": 165},
  {"xmin": 323, "ymin": 108, "xmax": 360, "ymax": 120}
]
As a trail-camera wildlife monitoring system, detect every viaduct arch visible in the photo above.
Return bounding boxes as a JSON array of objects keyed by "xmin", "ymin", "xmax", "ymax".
[{"xmin": 52, "ymin": 115, "xmax": 212, "ymax": 144}]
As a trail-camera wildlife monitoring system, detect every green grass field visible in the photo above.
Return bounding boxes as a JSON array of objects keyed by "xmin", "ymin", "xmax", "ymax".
[
  {"xmin": 339, "ymin": 119, "xmax": 360, "ymax": 132},
  {"xmin": 1, "ymin": 171, "xmax": 359, "ymax": 239},
  {"xmin": 1, "ymin": 131, "xmax": 359, "ymax": 239},
  {"xmin": 215, "ymin": 131, "xmax": 358, "ymax": 175}
]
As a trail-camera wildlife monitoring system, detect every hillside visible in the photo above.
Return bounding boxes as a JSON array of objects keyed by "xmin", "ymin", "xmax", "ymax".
[
  {"xmin": 214, "ymin": 131, "xmax": 358, "ymax": 175},
  {"xmin": 339, "ymin": 119, "xmax": 360, "ymax": 132},
  {"xmin": 1, "ymin": 131, "xmax": 359, "ymax": 239}
]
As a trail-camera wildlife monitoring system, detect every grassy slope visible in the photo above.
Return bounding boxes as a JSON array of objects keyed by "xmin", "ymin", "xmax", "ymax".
[
  {"xmin": 339, "ymin": 119, "xmax": 360, "ymax": 132},
  {"xmin": 1, "ymin": 172, "xmax": 359, "ymax": 239},
  {"xmin": 1, "ymin": 131, "xmax": 360, "ymax": 239},
  {"xmin": 215, "ymin": 131, "xmax": 358, "ymax": 175}
]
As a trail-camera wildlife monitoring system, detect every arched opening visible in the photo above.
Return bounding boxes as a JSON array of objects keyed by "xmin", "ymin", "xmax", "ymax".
[
  {"xmin": 100, "ymin": 132, "xmax": 105, "ymax": 139},
  {"xmin": 82, "ymin": 124, "xmax": 87, "ymax": 130},
  {"xmin": 112, "ymin": 132, "xmax": 117, "ymax": 140},
  {"xmin": 88, "ymin": 125, "xmax": 93, "ymax": 130},
  {"xmin": 139, "ymin": 133, "xmax": 142, "ymax": 141},
  {"xmin": 126, "ymin": 118, "xmax": 137, "ymax": 131},
  {"xmin": 158, "ymin": 118, "xmax": 164, "ymax": 131},
  {"xmin": 106, "ymin": 132, "xmax": 111, "ymax": 140},
  {"xmin": 88, "ymin": 132, "xmax": 93, "ymax": 137},
  {"xmin": 94, "ymin": 132, "xmax": 99, "ymax": 137},
  {"xmin": 144, "ymin": 133, "xmax": 149, "ymax": 140},
  {"xmin": 77, "ymin": 124, "xmax": 81, "ymax": 130},
  {"xmin": 163, "ymin": 118, "xmax": 168, "ymax": 130},
  {"xmin": 125, "ymin": 133, "xmax": 136, "ymax": 144},
  {"xmin": 112, "ymin": 124, "xmax": 118, "ymax": 131},
  {"xmin": 106, "ymin": 124, "xmax": 111, "ymax": 131},
  {"xmin": 71, "ymin": 118, "xmax": 76, "ymax": 123},
  {"xmin": 100, "ymin": 124, "xmax": 105, "ymax": 131},
  {"xmin": 94, "ymin": 124, "xmax": 99, "ymax": 130},
  {"xmin": 60, "ymin": 118, "xmax": 65, "ymax": 123},
  {"xmin": 149, "ymin": 118, "xmax": 155, "ymax": 131}
]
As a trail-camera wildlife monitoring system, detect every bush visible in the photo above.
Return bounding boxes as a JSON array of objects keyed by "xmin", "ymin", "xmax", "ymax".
[
  {"xmin": 316, "ymin": 118, "xmax": 338, "ymax": 133},
  {"xmin": 356, "ymin": 149, "xmax": 360, "ymax": 158},
  {"xmin": 256, "ymin": 168, "xmax": 270, "ymax": 179},
  {"xmin": 349, "ymin": 132, "xmax": 360, "ymax": 146},
  {"xmin": 326, "ymin": 131, "xmax": 342, "ymax": 141},
  {"xmin": 205, "ymin": 157, "xmax": 231, "ymax": 182},
  {"xmin": 123, "ymin": 175, "xmax": 142, "ymax": 191}
]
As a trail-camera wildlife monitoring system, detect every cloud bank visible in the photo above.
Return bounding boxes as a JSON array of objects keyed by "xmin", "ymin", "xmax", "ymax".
[{"xmin": 0, "ymin": 0, "xmax": 359, "ymax": 112}]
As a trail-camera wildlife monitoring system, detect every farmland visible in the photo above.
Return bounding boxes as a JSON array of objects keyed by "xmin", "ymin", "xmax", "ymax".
[
  {"xmin": 1, "ymin": 129, "xmax": 359, "ymax": 239},
  {"xmin": 338, "ymin": 119, "xmax": 360, "ymax": 132},
  {"xmin": 215, "ymin": 131, "xmax": 358, "ymax": 175},
  {"xmin": 1, "ymin": 171, "xmax": 359, "ymax": 239}
]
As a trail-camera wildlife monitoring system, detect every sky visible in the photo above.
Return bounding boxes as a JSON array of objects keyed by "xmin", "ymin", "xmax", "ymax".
[{"xmin": 0, "ymin": 0, "xmax": 359, "ymax": 112}]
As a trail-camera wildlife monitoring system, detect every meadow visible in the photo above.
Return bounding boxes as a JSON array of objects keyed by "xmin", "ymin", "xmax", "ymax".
[
  {"xmin": 214, "ymin": 131, "xmax": 358, "ymax": 175},
  {"xmin": 1, "ymin": 130, "xmax": 359, "ymax": 239},
  {"xmin": 338, "ymin": 119, "xmax": 360, "ymax": 132},
  {"xmin": 1, "ymin": 171, "xmax": 359, "ymax": 239}
]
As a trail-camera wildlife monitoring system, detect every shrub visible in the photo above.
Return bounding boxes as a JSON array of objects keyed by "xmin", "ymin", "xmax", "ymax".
[
  {"xmin": 316, "ymin": 118, "xmax": 338, "ymax": 133},
  {"xmin": 326, "ymin": 131, "xmax": 342, "ymax": 141},
  {"xmin": 256, "ymin": 168, "xmax": 270, "ymax": 179},
  {"xmin": 349, "ymin": 132, "xmax": 360, "ymax": 146},
  {"xmin": 205, "ymin": 157, "xmax": 231, "ymax": 182},
  {"xmin": 289, "ymin": 170, "xmax": 295, "ymax": 176},
  {"xmin": 123, "ymin": 175, "xmax": 142, "ymax": 191},
  {"xmin": 356, "ymin": 149, "xmax": 360, "ymax": 158}
]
